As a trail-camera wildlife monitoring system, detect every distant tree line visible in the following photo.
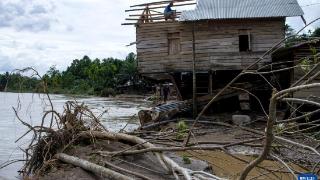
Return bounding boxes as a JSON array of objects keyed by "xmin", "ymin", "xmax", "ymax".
[
  {"xmin": 285, "ymin": 25, "xmax": 320, "ymax": 46},
  {"xmin": 0, "ymin": 53, "xmax": 150, "ymax": 96},
  {"xmin": 0, "ymin": 72, "xmax": 39, "ymax": 92}
]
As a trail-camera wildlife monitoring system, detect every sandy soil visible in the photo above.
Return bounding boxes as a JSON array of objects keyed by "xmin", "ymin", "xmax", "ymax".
[
  {"xmin": 173, "ymin": 115, "xmax": 318, "ymax": 180},
  {"xmin": 39, "ymin": 113, "xmax": 319, "ymax": 180}
]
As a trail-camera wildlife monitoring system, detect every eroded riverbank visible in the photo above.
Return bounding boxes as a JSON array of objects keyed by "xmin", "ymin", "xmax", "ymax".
[
  {"xmin": 0, "ymin": 92, "xmax": 149, "ymax": 180},
  {"xmin": 1, "ymin": 92, "xmax": 319, "ymax": 180}
]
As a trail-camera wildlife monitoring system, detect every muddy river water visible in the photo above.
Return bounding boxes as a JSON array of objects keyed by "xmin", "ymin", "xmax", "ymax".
[{"xmin": 0, "ymin": 92, "xmax": 149, "ymax": 180}]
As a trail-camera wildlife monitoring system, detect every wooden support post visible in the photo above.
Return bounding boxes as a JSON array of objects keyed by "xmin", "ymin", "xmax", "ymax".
[
  {"xmin": 145, "ymin": 6, "xmax": 149, "ymax": 23},
  {"xmin": 148, "ymin": 8, "xmax": 153, "ymax": 22},
  {"xmin": 209, "ymin": 71, "xmax": 213, "ymax": 95},
  {"xmin": 169, "ymin": 75, "xmax": 183, "ymax": 101},
  {"xmin": 138, "ymin": 9, "xmax": 146, "ymax": 24},
  {"xmin": 192, "ymin": 23, "xmax": 197, "ymax": 118}
]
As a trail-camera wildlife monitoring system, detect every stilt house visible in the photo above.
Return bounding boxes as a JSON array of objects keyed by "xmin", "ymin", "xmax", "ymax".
[{"xmin": 124, "ymin": 0, "xmax": 304, "ymax": 100}]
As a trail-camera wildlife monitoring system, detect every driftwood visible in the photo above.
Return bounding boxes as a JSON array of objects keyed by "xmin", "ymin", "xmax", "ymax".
[
  {"xmin": 99, "ymin": 137, "xmax": 266, "ymax": 156},
  {"xmin": 140, "ymin": 118, "xmax": 213, "ymax": 130},
  {"xmin": 99, "ymin": 146, "xmax": 222, "ymax": 156},
  {"xmin": 103, "ymin": 160, "xmax": 152, "ymax": 180},
  {"xmin": 79, "ymin": 131, "xmax": 170, "ymax": 173},
  {"xmin": 55, "ymin": 153, "xmax": 133, "ymax": 180},
  {"xmin": 79, "ymin": 131, "xmax": 223, "ymax": 180}
]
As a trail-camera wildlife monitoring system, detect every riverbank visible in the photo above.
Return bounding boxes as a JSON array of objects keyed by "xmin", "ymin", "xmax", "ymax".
[
  {"xmin": 14, "ymin": 101, "xmax": 218, "ymax": 180},
  {"xmin": 135, "ymin": 116, "xmax": 316, "ymax": 179},
  {"xmin": 0, "ymin": 88, "xmax": 152, "ymax": 98},
  {"xmin": 2, "ymin": 92, "xmax": 319, "ymax": 179},
  {"xmin": 0, "ymin": 92, "xmax": 149, "ymax": 180},
  {"xmin": 23, "ymin": 111, "xmax": 319, "ymax": 180}
]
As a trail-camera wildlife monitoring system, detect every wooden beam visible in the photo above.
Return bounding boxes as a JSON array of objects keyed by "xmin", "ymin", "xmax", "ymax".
[
  {"xmin": 129, "ymin": 12, "xmax": 181, "ymax": 17},
  {"xmin": 125, "ymin": 16, "xmax": 181, "ymax": 21},
  {"xmin": 150, "ymin": 10, "xmax": 162, "ymax": 14},
  {"xmin": 121, "ymin": 23, "xmax": 137, "ymax": 26},
  {"xmin": 126, "ymin": 41, "xmax": 138, "ymax": 46},
  {"xmin": 130, "ymin": 0, "xmax": 195, "ymax": 8},
  {"xmin": 125, "ymin": 2, "xmax": 196, "ymax": 12}
]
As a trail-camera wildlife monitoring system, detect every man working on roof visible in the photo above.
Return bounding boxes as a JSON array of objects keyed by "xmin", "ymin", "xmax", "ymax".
[{"xmin": 164, "ymin": 1, "xmax": 176, "ymax": 21}]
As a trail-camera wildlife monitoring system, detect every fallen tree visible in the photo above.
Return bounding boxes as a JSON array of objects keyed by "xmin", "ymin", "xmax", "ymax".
[
  {"xmin": 80, "ymin": 131, "xmax": 225, "ymax": 180},
  {"xmin": 55, "ymin": 153, "xmax": 133, "ymax": 180},
  {"xmin": 11, "ymin": 100, "xmax": 224, "ymax": 180}
]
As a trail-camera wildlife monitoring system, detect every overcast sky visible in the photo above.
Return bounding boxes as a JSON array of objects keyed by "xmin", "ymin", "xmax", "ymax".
[{"xmin": 0, "ymin": 0, "xmax": 319, "ymax": 74}]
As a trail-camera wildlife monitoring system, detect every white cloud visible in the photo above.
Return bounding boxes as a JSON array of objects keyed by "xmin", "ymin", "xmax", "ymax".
[
  {"xmin": 287, "ymin": 0, "xmax": 320, "ymax": 32},
  {"xmin": 0, "ymin": 0, "xmax": 139, "ymax": 74},
  {"xmin": 0, "ymin": 0, "xmax": 56, "ymax": 32},
  {"xmin": 0, "ymin": 0, "xmax": 318, "ymax": 75}
]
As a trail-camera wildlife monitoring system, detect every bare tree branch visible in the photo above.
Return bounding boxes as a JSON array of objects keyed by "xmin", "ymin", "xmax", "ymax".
[{"xmin": 271, "ymin": 154, "xmax": 298, "ymax": 180}]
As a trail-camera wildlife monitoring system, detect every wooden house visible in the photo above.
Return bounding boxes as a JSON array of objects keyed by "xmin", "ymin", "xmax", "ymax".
[
  {"xmin": 272, "ymin": 39, "xmax": 320, "ymax": 99},
  {"xmin": 124, "ymin": 0, "xmax": 304, "ymax": 100}
]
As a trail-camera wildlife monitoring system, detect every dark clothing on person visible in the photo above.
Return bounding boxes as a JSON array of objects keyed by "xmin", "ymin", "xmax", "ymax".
[
  {"xmin": 164, "ymin": 4, "xmax": 173, "ymax": 13},
  {"xmin": 162, "ymin": 85, "xmax": 170, "ymax": 103},
  {"xmin": 164, "ymin": 3, "xmax": 175, "ymax": 21}
]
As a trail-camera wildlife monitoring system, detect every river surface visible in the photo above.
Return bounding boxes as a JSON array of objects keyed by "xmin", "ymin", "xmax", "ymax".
[{"xmin": 0, "ymin": 92, "xmax": 149, "ymax": 180}]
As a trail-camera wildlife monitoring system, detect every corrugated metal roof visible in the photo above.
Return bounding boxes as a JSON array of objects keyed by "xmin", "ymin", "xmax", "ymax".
[{"xmin": 179, "ymin": 0, "xmax": 304, "ymax": 21}]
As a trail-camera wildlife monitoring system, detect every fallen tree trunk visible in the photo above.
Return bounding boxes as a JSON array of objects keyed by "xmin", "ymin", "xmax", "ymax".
[
  {"xmin": 79, "ymin": 131, "xmax": 170, "ymax": 173},
  {"xmin": 99, "ymin": 136, "xmax": 265, "ymax": 156},
  {"xmin": 55, "ymin": 153, "xmax": 133, "ymax": 180},
  {"xmin": 79, "ymin": 131, "xmax": 223, "ymax": 180},
  {"xmin": 79, "ymin": 131, "xmax": 189, "ymax": 179},
  {"xmin": 140, "ymin": 119, "xmax": 232, "ymax": 130},
  {"xmin": 103, "ymin": 160, "xmax": 152, "ymax": 180},
  {"xmin": 99, "ymin": 146, "xmax": 222, "ymax": 156}
]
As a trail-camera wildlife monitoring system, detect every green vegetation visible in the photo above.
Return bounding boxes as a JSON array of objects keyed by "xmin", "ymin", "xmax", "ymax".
[
  {"xmin": 300, "ymin": 45, "xmax": 319, "ymax": 73},
  {"xmin": 311, "ymin": 27, "xmax": 320, "ymax": 37},
  {"xmin": 0, "ymin": 72, "xmax": 40, "ymax": 93},
  {"xmin": 0, "ymin": 53, "xmax": 149, "ymax": 96},
  {"xmin": 176, "ymin": 121, "xmax": 189, "ymax": 140},
  {"xmin": 285, "ymin": 25, "xmax": 320, "ymax": 47},
  {"xmin": 182, "ymin": 155, "xmax": 191, "ymax": 164}
]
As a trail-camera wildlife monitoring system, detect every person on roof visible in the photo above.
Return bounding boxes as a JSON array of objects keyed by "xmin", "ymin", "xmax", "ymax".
[{"xmin": 164, "ymin": 1, "xmax": 176, "ymax": 21}]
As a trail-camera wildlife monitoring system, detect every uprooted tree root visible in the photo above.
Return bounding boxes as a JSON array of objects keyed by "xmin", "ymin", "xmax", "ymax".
[
  {"xmin": 18, "ymin": 101, "xmax": 106, "ymax": 177},
  {"xmin": 17, "ymin": 101, "xmax": 223, "ymax": 180}
]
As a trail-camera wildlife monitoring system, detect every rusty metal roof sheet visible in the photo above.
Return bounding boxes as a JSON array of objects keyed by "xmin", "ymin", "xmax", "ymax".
[{"xmin": 179, "ymin": 0, "xmax": 304, "ymax": 21}]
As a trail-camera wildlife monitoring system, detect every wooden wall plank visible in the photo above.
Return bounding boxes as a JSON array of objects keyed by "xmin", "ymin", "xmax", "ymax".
[{"xmin": 136, "ymin": 18, "xmax": 285, "ymax": 74}]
